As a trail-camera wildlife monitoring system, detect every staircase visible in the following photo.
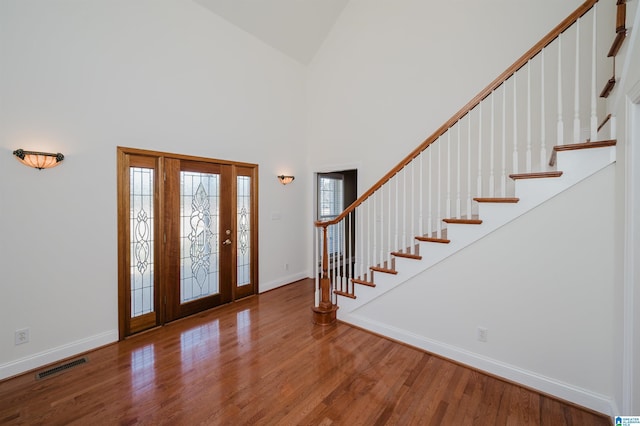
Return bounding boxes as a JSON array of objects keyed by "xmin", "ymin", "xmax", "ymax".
[
  {"xmin": 312, "ymin": 0, "xmax": 628, "ymax": 326},
  {"xmin": 333, "ymin": 138, "xmax": 616, "ymax": 315}
]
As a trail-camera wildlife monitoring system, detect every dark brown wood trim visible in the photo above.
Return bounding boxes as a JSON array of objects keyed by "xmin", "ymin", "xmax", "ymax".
[
  {"xmin": 510, "ymin": 171, "xmax": 563, "ymax": 180},
  {"xmin": 415, "ymin": 236, "xmax": 451, "ymax": 244},
  {"xmin": 597, "ymin": 114, "xmax": 612, "ymax": 133},
  {"xmin": 315, "ymin": 0, "xmax": 598, "ymax": 228},
  {"xmin": 553, "ymin": 140, "xmax": 616, "ymax": 152},
  {"xmin": 443, "ymin": 218, "xmax": 483, "ymax": 224},
  {"xmin": 351, "ymin": 278, "xmax": 376, "ymax": 287},
  {"xmin": 473, "ymin": 198, "xmax": 520, "ymax": 203},
  {"xmin": 116, "ymin": 146, "xmax": 258, "ymax": 169},
  {"xmin": 333, "ymin": 290, "xmax": 356, "ymax": 299},
  {"xmin": 370, "ymin": 266, "xmax": 398, "ymax": 275},
  {"xmin": 600, "ymin": 77, "xmax": 616, "ymax": 98},
  {"xmin": 608, "ymin": 31, "xmax": 626, "ymax": 57},
  {"xmin": 391, "ymin": 251, "xmax": 422, "ymax": 260},
  {"xmin": 616, "ymin": 0, "xmax": 626, "ymax": 33}
]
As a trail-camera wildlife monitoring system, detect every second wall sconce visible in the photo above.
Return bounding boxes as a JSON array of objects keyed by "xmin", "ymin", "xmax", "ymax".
[
  {"xmin": 277, "ymin": 175, "xmax": 295, "ymax": 185},
  {"xmin": 13, "ymin": 149, "xmax": 64, "ymax": 170}
]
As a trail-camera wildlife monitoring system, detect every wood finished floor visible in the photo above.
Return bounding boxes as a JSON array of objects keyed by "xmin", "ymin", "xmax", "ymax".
[{"xmin": 0, "ymin": 279, "xmax": 609, "ymax": 425}]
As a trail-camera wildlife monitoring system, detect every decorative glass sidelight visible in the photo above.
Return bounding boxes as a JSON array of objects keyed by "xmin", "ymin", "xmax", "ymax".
[
  {"xmin": 130, "ymin": 167, "xmax": 155, "ymax": 317},
  {"xmin": 180, "ymin": 171, "xmax": 220, "ymax": 303},
  {"xmin": 237, "ymin": 176, "xmax": 251, "ymax": 286}
]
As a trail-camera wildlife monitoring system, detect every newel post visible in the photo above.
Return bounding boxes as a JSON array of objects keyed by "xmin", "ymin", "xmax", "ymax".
[{"xmin": 312, "ymin": 224, "xmax": 338, "ymax": 325}]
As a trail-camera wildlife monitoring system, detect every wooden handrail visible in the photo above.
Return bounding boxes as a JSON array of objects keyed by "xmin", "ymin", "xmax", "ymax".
[{"xmin": 315, "ymin": 0, "xmax": 598, "ymax": 228}]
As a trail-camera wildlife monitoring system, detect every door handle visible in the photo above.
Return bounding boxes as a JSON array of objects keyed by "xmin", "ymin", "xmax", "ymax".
[{"xmin": 222, "ymin": 238, "xmax": 232, "ymax": 245}]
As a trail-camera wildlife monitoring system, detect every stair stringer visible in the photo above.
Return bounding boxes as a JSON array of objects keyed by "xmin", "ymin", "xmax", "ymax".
[{"xmin": 335, "ymin": 144, "xmax": 616, "ymax": 316}]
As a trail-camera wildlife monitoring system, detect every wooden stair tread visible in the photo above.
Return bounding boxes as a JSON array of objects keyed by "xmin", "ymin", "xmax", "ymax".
[
  {"xmin": 443, "ymin": 218, "xmax": 482, "ymax": 225},
  {"xmin": 608, "ymin": 31, "xmax": 626, "ymax": 57},
  {"xmin": 549, "ymin": 140, "xmax": 616, "ymax": 166},
  {"xmin": 415, "ymin": 236, "xmax": 450, "ymax": 244},
  {"xmin": 553, "ymin": 140, "xmax": 616, "ymax": 152},
  {"xmin": 370, "ymin": 266, "xmax": 398, "ymax": 275},
  {"xmin": 473, "ymin": 197, "xmax": 520, "ymax": 203},
  {"xmin": 391, "ymin": 251, "xmax": 422, "ymax": 260},
  {"xmin": 600, "ymin": 77, "xmax": 616, "ymax": 98},
  {"xmin": 334, "ymin": 290, "xmax": 356, "ymax": 299},
  {"xmin": 509, "ymin": 171, "xmax": 563, "ymax": 180},
  {"xmin": 351, "ymin": 278, "xmax": 376, "ymax": 287}
]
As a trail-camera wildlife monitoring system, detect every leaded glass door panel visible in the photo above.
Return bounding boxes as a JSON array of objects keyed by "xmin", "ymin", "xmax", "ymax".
[
  {"xmin": 164, "ymin": 160, "xmax": 233, "ymax": 321},
  {"xmin": 234, "ymin": 166, "xmax": 256, "ymax": 300}
]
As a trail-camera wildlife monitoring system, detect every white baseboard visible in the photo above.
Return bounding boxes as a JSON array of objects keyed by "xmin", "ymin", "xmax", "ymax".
[
  {"xmin": 259, "ymin": 271, "xmax": 310, "ymax": 293},
  {"xmin": 343, "ymin": 313, "xmax": 616, "ymax": 417},
  {"xmin": 0, "ymin": 330, "xmax": 118, "ymax": 381}
]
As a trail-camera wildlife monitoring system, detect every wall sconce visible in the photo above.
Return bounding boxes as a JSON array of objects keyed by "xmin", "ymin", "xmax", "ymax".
[
  {"xmin": 277, "ymin": 175, "xmax": 295, "ymax": 185},
  {"xmin": 13, "ymin": 149, "xmax": 64, "ymax": 170}
]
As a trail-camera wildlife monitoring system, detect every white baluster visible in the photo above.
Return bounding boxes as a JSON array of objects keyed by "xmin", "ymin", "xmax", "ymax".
[
  {"xmin": 380, "ymin": 188, "xmax": 385, "ymax": 267},
  {"xmin": 501, "ymin": 82, "xmax": 507, "ymax": 196},
  {"xmin": 477, "ymin": 102, "xmax": 483, "ymax": 197},
  {"xmin": 611, "ymin": 115, "xmax": 617, "ymax": 139},
  {"xmin": 526, "ymin": 61, "xmax": 532, "ymax": 173},
  {"xmin": 437, "ymin": 140, "xmax": 443, "ymax": 236},
  {"xmin": 590, "ymin": 4, "xmax": 598, "ymax": 142},
  {"xmin": 403, "ymin": 167, "xmax": 407, "ymax": 251},
  {"xmin": 367, "ymin": 198, "xmax": 372, "ymax": 277},
  {"xmin": 393, "ymin": 173, "xmax": 400, "ymax": 255},
  {"xmin": 419, "ymin": 150, "xmax": 424, "ymax": 237},
  {"xmin": 467, "ymin": 112, "xmax": 472, "ymax": 217},
  {"xmin": 347, "ymin": 212, "xmax": 352, "ymax": 294},
  {"xmin": 384, "ymin": 186, "xmax": 388, "ymax": 265},
  {"xmin": 490, "ymin": 92, "xmax": 496, "ymax": 196},
  {"xmin": 456, "ymin": 122, "xmax": 461, "ymax": 217},
  {"xmin": 388, "ymin": 174, "xmax": 392, "ymax": 257},
  {"xmin": 513, "ymin": 73, "xmax": 519, "ymax": 174},
  {"xmin": 356, "ymin": 201, "xmax": 366, "ymax": 279},
  {"xmin": 540, "ymin": 49, "xmax": 547, "ymax": 168},
  {"xmin": 427, "ymin": 148, "xmax": 433, "ymax": 237},
  {"xmin": 447, "ymin": 131, "xmax": 452, "ymax": 218},
  {"xmin": 411, "ymin": 161, "xmax": 415, "ymax": 253},
  {"xmin": 557, "ymin": 33, "xmax": 565, "ymax": 146},
  {"xmin": 574, "ymin": 19, "xmax": 581, "ymax": 144}
]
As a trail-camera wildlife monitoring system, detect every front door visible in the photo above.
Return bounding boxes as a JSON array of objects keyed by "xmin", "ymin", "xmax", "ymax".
[{"xmin": 118, "ymin": 148, "xmax": 258, "ymax": 338}]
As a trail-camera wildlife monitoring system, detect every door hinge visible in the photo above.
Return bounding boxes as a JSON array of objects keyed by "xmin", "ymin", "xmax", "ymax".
[
  {"xmin": 163, "ymin": 233, "xmax": 166, "ymax": 244},
  {"xmin": 164, "ymin": 296, "xmax": 167, "ymax": 305},
  {"xmin": 163, "ymin": 172, "xmax": 166, "ymax": 182}
]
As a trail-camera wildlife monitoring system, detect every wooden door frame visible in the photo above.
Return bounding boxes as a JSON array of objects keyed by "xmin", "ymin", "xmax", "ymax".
[{"xmin": 117, "ymin": 146, "xmax": 259, "ymax": 340}]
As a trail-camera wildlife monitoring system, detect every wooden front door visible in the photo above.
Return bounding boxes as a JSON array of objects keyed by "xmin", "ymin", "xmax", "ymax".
[{"xmin": 118, "ymin": 148, "xmax": 258, "ymax": 338}]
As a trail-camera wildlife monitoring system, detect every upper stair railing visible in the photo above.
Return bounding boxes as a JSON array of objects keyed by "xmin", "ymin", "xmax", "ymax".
[{"xmin": 313, "ymin": 0, "xmax": 617, "ymax": 325}]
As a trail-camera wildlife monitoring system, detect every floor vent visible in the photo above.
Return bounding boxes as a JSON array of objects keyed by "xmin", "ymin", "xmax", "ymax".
[{"xmin": 35, "ymin": 357, "xmax": 88, "ymax": 380}]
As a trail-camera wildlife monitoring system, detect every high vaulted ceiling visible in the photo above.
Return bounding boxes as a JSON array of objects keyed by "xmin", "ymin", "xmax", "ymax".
[{"xmin": 193, "ymin": 0, "xmax": 350, "ymax": 65}]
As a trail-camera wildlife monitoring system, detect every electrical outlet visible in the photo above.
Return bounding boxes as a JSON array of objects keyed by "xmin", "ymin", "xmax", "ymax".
[
  {"xmin": 477, "ymin": 326, "xmax": 488, "ymax": 343},
  {"xmin": 284, "ymin": 263, "xmax": 289, "ymax": 271},
  {"xmin": 15, "ymin": 328, "xmax": 29, "ymax": 345}
]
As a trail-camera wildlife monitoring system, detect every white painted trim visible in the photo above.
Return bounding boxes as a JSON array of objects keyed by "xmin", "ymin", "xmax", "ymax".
[
  {"xmin": 622, "ymin": 78, "xmax": 640, "ymax": 414},
  {"xmin": 0, "ymin": 330, "xmax": 118, "ymax": 381},
  {"xmin": 259, "ymin": 271, "xmax": 309, "ymax": 293},
  {"xmin": 343, "ymin": 313, "xmax": 616, "ymax": 416}
]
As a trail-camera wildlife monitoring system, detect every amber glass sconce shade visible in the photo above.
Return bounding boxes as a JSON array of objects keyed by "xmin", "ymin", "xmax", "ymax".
[
  {"xmin": 277, "ymin": 175, "xmax": 295, "ymax": 185},
  {"xmin": 13, "ymin": 149, "xmax": 64, "ymax": 170}
]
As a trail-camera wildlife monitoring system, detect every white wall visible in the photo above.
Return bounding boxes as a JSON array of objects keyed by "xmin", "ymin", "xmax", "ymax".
[
  {"xmin": 0, "ymin": 0, "xmax": 309, "ymax": 379},
  {"xmin": 348, "ymin": 164, "xmax": 617, "ymax": 414},
  {"xmin": 306, "ymin": 0, "xmax": 584, "ymax": 190}
]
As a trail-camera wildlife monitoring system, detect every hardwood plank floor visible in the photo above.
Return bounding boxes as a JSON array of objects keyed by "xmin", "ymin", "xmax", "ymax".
[{"xmin": 0, "ymin": 279, "xmax": 610, "ymax": 425}]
